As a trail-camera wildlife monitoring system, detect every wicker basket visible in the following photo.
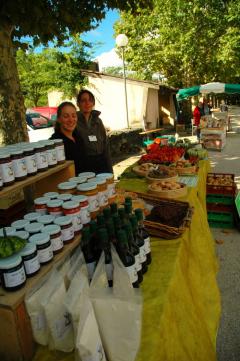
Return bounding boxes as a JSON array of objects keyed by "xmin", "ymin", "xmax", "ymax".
[
  {"xmin": 171, "ymin": 165, "xmax": 197, "ymax": 175},
  {"xmin": 146, "ymin": 174, "xmax": 178, "ymax": 184},
  {"xmin": 148, "ymin": 182, "xmax": 187, "ymax": 199},
  {"xmin": 132, "ymin": 163, "xmax": 154, "ymax": 177}
]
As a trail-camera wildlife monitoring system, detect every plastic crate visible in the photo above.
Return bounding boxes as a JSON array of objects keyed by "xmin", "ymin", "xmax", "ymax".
[
  {"xmin": 208, "ymin": 220, "xmax": 234, "ymax": 229},
  {"xmin": 207, "ymin": 211, "xmax": 234, "ymax": 228},
  {"xmin": 206, "ymin": 194, "xmax": 235, "ymax": 206},
  {"xmin": 207, "ymin": 172, "xmax": 236, "ymax": 196},
  {"xmin": 207, "ymin": 203, "xmax": 234, "ymax": 213}
]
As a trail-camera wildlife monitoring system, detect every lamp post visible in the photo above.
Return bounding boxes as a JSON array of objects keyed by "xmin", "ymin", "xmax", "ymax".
[{"xmin": 116, "ymin": 34, "xmax": 130, "ymax": 128}]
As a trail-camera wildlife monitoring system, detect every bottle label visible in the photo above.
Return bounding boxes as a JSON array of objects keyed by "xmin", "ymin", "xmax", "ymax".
[
  {"xmin": 61, "ymin": 226, "xmax": 74, "ymax": 242},
  {"xmin": 0, "ymin": 162, "xmax": 15, "ymax": 182},
  {"xmin": 88, "ymin": 195, "xmax": 99, "ymax": 212},
  {"xmin": 144, "ymin": 237, "xmax": 151, "ymax": 253},
  {"xmin": 126, "ymin": 264, "xmax": 138, "ymax": 284},
  {"xmin": 3, "ymin": 266, "xmax": 26, "ymax": 288},
  {"xmin": 70, "ymin": 212, "xmax": 82, "ymax": 232},
  {"xmin": 36, "ymin": 151, "xmax": 48, "ymax": 168},
  {"xmin": 135, "ymin": 254, "xmax": 142, "ymax": 272},
  {"xmin": 105, "ymin": 262, "xmax": 113, "ymax": 281},
  {"xmin": 87, "ymin": 261, "xmax": 96, "ymax": 280},
  {"xmin": 12, "ymin": 158, "xmax": 27, "ymax": 177},
  {"xmin": 107, "ymin": 183, "xmax": 116, "ymax": 198},
  {"xmin": 80, "ymin": 207, "xmax": 91, "ymax": 224},
  {"xmin": 139, "ymin": 245, "xmax": 147, "ymax": 263},
  {"xmin": 51, "ymin": 236, "xmax": 63, "ymax": 251},
  {"xmin": 25, "ymin": 154, "xmax": 37, "ymax": 174},
  {"xmin": 24, "ymin": 255, "xmax": 40, "ymax": 275},
  {"xmin": 98, "ymin": 191, "xmax": 108, "ymax": 207},
  {"xmin": 56, "ymin": 145, "xmax": 66, "ymax": 162},
  {"xmin": 38, "ymin": 245, "xmax": 53, "ymax": 263}
]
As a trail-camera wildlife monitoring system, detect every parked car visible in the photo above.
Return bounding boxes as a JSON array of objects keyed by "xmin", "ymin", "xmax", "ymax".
[
  {"xmin": 31, "ymin": 106, "xmax": 57, "ymax": 121},
  {"xmin": 26, "ymin": 112, "xmax": 54, "ymax": 142}
]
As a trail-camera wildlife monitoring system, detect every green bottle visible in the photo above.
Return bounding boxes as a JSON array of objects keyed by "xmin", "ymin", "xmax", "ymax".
[
  {"xmin": 135, "ymin": 208, "xmax": 152, "ymax": 265},
  {"xmin": 112, "ymin": 214, "xmax": 122, "ymax": 233},
  {"xmin": 106, "ymin": 219, "xmax": 116, "ymax": 245},
  {"xmin": 129, "ymin": 215, "xmax": 148, "ymax": 274},
  {"xmin": 89, "ymin": 219, "xmax": 101, "ymax": 261},
  {"xmin": 81, "ymin": 226, "xmax": 96, "ymax": 281},
  {"xmin": 97, "ymin": 214, "xmax": 106, "ymax": 229},
  {"xmin": 116, "ymin": 229, "xmax": 139, "ymax": 288},
  {"xmin": 103, "ymin": 207, "xmax": 112, "ymax": 221},
  {"xmin": 110, "ymin": 202, "xmax": 118, "ymax": 215},
  {"xmin": 98, "ymin": 228, "xmax": 113, "ymax": 287},
  {"xmin": 118, "ymin": 207, "xmax": 128, "ymax": 227}
]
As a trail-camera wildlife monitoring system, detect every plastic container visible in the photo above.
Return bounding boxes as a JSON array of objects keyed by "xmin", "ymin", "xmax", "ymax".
[
  {"xmin": 52, "ymin": 139, "xmax": 66, "ymax": 164},
  {"xmin": 29, "ymin": 232, "xmax": 53, "ymax": 265},
  {"xmin": 25, "ymin": 222, "xmax": 44, "ymax": 235},
  {"xmin": 10, "ymin": 149, "xmax": 27, "ymax": 181},
  {"xmin": 37, "ymin": 214, "xmax": 55, "ymax": 226},
  {"xmin": 57, "ymin": 181, "xmax": 76, "ymax": 194},
  {"xmin": 72, "ymin": 195, "xmax": 91, "ymax": 225},
  {"xmin": 0, "ymin": 152, "xmax": 15, "ymax": 185},
  {"xmin": 58, "ymin": 193, "xmax": 72, "ymax": 202},
  {"xmin": 0, "ymin": 255, "xmax": 26, "ymax": 291},
  {"xmin": 11, "ymin": 219, "xmax": 30, "ymax": 231},
  {"xmin": 34, "ymin": 142, "xmax": 48, "ymax": 171},
  {"xmin": 78, "ymin": 172, "xmax": 95, "ymax": 180},
  {"xmin": 34, "ymin": 197, "xmax": 49, "ymax": 215},
  {"xmin": 62, "ymin": 201, "xmax": 82, "ymax": 234},
  {"xmin": 97, "ymin": 173, "xmax": 116, "ymax": 204},
  {"xmin": 44, "ymin": 191, "xmax": 59, "ymax": 200},
  {"xmin": 46, "ymin": 199, "xmax": 63, "ymax": 217},
  {"xmin": 54, "ymin": 216, "xmax": 74, "ymax": 244},
  {"xmin": 44, "ymin": 224, "xmax": 63, "ymax": 254},
  {"xmin": 24, "ymin": 212, "xmax": 41, "ymax": 223},
  {"xmin": 19, "ymin": 242, "xmax": 40, "ymax": 277},
  {"xmin": 77, "ymin": 182, "xmax": 99, "ymax": 219},
  {"xmin": 88, "ymin": 177, "xmax": 108, "ymax": 210}
]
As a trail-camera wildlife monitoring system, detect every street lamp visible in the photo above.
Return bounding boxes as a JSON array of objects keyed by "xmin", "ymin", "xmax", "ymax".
[{"xmin": 116, "ymin": 34, "xmax": 130, "ymax": 128}]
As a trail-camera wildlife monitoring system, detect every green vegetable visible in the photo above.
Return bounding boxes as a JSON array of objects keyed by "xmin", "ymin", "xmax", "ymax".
[{"xmin": 0, "ymin": 228, "xmax": 26, "ymax": 258}]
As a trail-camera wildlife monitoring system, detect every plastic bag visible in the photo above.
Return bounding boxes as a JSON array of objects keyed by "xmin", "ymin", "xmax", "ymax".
[{"xmin": 90, "ymin": 246, "xmax": 142, "ymax": 361}]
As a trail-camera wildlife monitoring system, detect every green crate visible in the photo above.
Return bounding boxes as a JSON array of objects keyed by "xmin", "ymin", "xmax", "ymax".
[
  {"xmin": 207, "ymin": 211, "xmax": 233, "ymax": 222},
  {"xmin": 206, "ymin": 194, "xmax": 234, "ymax": 205},
  {"xmin": 143, "ymin": 140, "xmax": 154, "ymax": 147},
  {"xmin": 208, "ymin": 220, "xmax": 234, "ymax": 229}
]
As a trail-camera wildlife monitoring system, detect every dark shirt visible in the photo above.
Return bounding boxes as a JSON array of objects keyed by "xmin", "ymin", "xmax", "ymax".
[{"xmin": 50, "ymin": 129, "xmax": 85, "ymax": 175}]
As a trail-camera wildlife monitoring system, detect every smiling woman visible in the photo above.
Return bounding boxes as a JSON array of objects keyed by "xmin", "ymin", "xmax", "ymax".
[{"xmin": 50, "ymin": 102, "xmax": 86, "ymax": 175}]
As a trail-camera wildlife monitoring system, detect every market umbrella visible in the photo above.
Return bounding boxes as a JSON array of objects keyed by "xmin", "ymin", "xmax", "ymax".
[{"xmin": 177, "ymin": 82, "xmax": 240, "ymax": 101}]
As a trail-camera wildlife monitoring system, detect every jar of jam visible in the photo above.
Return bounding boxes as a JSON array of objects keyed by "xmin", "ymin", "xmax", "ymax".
[
  {"xmin": 0, "ymin": 255, "xmax": 26, "ymax": 291},
  {"xmin": 34, "ymin": 197, "xmax": 49, "ymax": 215},
  {"xmin": 37, "ymin": 214, "xmax": 55, "ymax": 226},
  {"xmin": 19, "ymin": 242, "xmax": 40, "ymax": 277},
  {"xmin": 72, "ymin": 195, "xmax": 91, "ymax": 225},
  {"xmin": 0, "ymin": 151, "xmax": 15, "ymax": 185},
  {"xmin": 44, "ymin": 224, "xmax": 63, "ymax": 254},
  {"xmin": 88, "ymin": 177, "xmax": 108, "ymax": 210},
  {"xmin": 77, "ymin": 183, "xmax": 99, "ymax": 219},
  {"xmin": 34, "ymin": 142, "xmax": 48, "ymax": 171},
  {"xmin": 22, "ymin": 145, "xmax": 37, "ymax": 176},
  {"xmin": 54, "ymin": 216, "xmax": 74, "ymax": 244},
  {"xmin": 29, "ymin": 232, "xmax": 53, "ymax": 265},
  {"xmin": 11, "ymin": 219, "xmax": 30, "ymax": 231},
  {"xmin": 62, "ymin": 201, "xmax": 82, "ymax": 234},
  {"xmin": 44, "ymin": 140, "xmax": 57, "ymax": 167},
  {"xmin": 24, "ymin": 212, "xmax": 41, "ymax": 223},
  {"xmin": 58, "ymin": 193, "xmax": 72, "ymax": 202},
  {"xmin": 0, "ymin": 227, "xmax": 16, "ymax": 236},
  {"xmin": 52, "ymin": 139, "xmax": 66, "ymax": 164},
  {"xmin": 10, "ymin": 149, "xmax": 27, "ymax": 181},
  {"xmin": 25, "ymin": 222, "xmax": 44, "ymax": 235},
  {"xmin": 68, "ymin": 176, "xmax": 87, "ymax": 185},
  {"xmin": 13, "ymin": 230, "xmax": 29, "ymax": 241},
  {"xmin": 97, "ymin": 173, "xmax": 116, "ymax": 204},
  {"xmin": 47, "ymin": 199, "xmax": 63, "ymax": 217},
  {"xmin": 0, "ymin": 176, "xmax": 3, "ymax": 190},
  {"xmin": 44, "ymin": 192, "xmax": 59, "ymax": 200},
  {"xmin": 57, "ymin": 181, "xmax": 76, "ymax": 194},
  {"xmin": 78, "ymin": 172, "xmax": 95, "ymax": 180}
]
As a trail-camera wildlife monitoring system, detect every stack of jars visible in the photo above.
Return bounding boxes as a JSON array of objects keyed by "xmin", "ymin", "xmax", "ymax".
[{"xmin": 0, "ymin": 139, "xmax": 65, "ymax": 188}]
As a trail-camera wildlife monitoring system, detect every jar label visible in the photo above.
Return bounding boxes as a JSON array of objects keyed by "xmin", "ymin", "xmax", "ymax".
[
  {"xmin": 35, "ymin": 207, "xmax": 48, "ymax": 215},
  {"xmin": 80, "ymin": 207, "xmax": 91, "ymax": 224},
  {"xmin": 25, "ymin": 154, "xmax": 37, "ymax": 174},
  {"xmin": 47, "ymin": 149, "xmax": 57, "ymax": 165},
  {"xmin": 51, "ymin": 236, "xmax": 63, "ymax": 251},
  {"xmin": 38, "ymin": 245, "xmax": 53, "ymax": 263},
  {"xmin": 36, "ymin": 152, "xmax": 48, "ymax": 169},
  {"xmin": 87, "ymin": 261, "xmax": 96, "ymax": 280},
  {"xmin": 12, "ymin": 158, "xmax": 27, "ymax": 177},
  {"xmin": 48, "ymin": 210, "xmax": 63, "ymax": 217},
  {"xmin": 0, "ymin": 162, "xmax": 15, "ymax": 183},
  {"xmin": 144, "ymin": 237, "xmax": 151, "ymax": 253},
  {"xmin": 98, "ymin": 191, "xmax": 108, "ymax": 207},
  {"xmin": 135, "ymin": 254, "xmax": 142, "ymax": 272},
  {"xmin": 3, "ymin": 266, "xmax": 26, "ymax": 288},
  {"xmin": 24, "ymin": 255, "xmax": 40, "ymax": 275},
  {"xmin": 105, "ymin": 262, "xmax": 113, "ymax": 281},
  {"xmin": 61, "ymin": 226, "xmax": 74, "ymax": 242},
  {"xmin": 70, "ymin": 212, "xmax": 82, "ymax": 232},
  {"xmin": 139, "ymin": 245, "xmax": 147, "ymax": 263},
  {"xmin": 125, "ymin": 264, "xmax": 138, "ymax": 284},
  {"xmin": 107, "ymin": 183, "xmax": 116, "ymax": 197},
  {"xmin": 88, "ymin": 194, "xmax": 99, "ymax": 212},
  {"xmin": 56, "ymin": 145, "xmax": 66, "ymax": 162}
]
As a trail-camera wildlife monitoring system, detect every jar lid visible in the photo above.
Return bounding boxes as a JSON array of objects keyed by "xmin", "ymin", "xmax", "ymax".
[
  {"xmin": 0, "ymin": 227, "xmax": 16, "ymax": 236},
  {"xmin": 72, "ymin": 195, "xmax": 88, "ymax": 203},
  {"xmin": 34, "ymin": 197, "xmax": 49, "ymax": 205},
  {"xmin": 11, "ymin": 219, "xmax": 30, "ymax": 230},
  {"xmin": 44, "ymin": 224, "xmax": 61, "ymax": 235},
  {"xmin": 58, "ymin": 181, "xmax": 76, "ymax": 190},
  {"xmin": 77, "ymin": 182, "xmax": 97, "ymax": 191},
  {"xmin": 78, "ymin": 172, "xmax": 96, "ymax": 179},
  {"xmin": 22, "ymin": 145, "xmax": 34, "ymax": 152},
  {"xmin": 37, "ymin": 215, "xmax": 55, "ymax": 225},
  {"xmin": 44, "ymin": 192, "xmax": 59, "ymax": 199},
  {"xmin": 0, "ymin": 151, "xmax": 11, "ymax": 159},
  {"xmin": 33, "ymin": 142, "xmax": 45, "ymax": 149},
  {"xmin": 24, "ymin": 212, "xmax": 41, "ymax": 222},
  {"xmin": 43, "ymin": 140, "xmax": 52, "ymax": 146},
  {"xmin": 0, "ymin": 255, "xmax": 22, "ymax": 270},
  {"xmin": 10, "ymin": 149, "xmax": 23, "ymax": 155},
  {"xmin": 29, "ymin": 232, "xmax": 50, "ymax": 245},
  {"xmin": 52, "ymin": 139, "xmax": 63, "ymax": 144},
  {"xmin": 62, "ymin": 200, "xmax": 79, "ymax": 210},
  {"xmin": 54, "ymin": 216, "xmax": 72, "ymax": 226},
  {"xmin": 13, "ymin": 230, "xmax": 29, "ymax": 240},
  {"xmin": 47, "ymin": 199, "xmax": 63, "ymax": 208},
  {"xmin": 69, "ymin": 176, "xmax": 87, "ymax": 184},
  {"xmin": 88, "ymin": 177, "xmax": 106, "ymax": 185},
  {"xmin": 25, "ymin": 222, "xmax": 44, "ymax": 233},
  {"xmin": 96, "ymin": 173, "xmax": 113, "ymax": 180},
  {"xmin": 58, "ymin": 193, "xmax": 73, "ymax": 201},
  {"xmin": 19, "ymin": 242, "xmax": 37, "ymax": 257}
]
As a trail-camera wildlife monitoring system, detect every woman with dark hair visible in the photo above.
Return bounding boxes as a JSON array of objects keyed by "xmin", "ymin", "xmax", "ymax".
[
  {"xmin": 76, "ymin": 89, "xmax": 113, "ymax": 174},
  {"xmin": 50, "ymin": 101, "xmax": 85, "ymax": 174}
]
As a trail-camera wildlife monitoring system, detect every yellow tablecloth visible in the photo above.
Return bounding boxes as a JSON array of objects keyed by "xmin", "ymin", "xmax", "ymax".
[{"xmin": 34, "ymin": 160, "xmax": 221, "ymax": 361}]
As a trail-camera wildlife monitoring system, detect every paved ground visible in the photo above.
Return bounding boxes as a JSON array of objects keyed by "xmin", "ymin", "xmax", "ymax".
[{"xmin": 113, "ymin": 106, "xmax": 240, "ymax": 361}]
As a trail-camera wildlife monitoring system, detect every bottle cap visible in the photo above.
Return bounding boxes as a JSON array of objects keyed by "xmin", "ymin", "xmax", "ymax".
[{"xmin": 135, "ymin": 208, "xmax": 144, "ymax": 221}]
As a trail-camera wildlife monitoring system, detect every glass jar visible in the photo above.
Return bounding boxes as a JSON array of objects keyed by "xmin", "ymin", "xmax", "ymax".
[
  {"xmin": 19, "ymin": 242, "xmax": 40, "ymax": 277},
  {"xmin": 12, "ymin": 230, "xmax": 29, "ymax": 241},
  {"xmin": 72, "ymin": 195, "xmax": 91, "ymax": 225},
  {"xmin": 0, "ymin": 175, "xmax": 3, "ymax": 190},
  {"xmin": 44, "ymin": 224, "xmax": 63, "ymax": 254},
  {"xmin": 22, "ymin": 145, "xmax": 37, "ymax": 176},
  {"xmin": 34, "ymin": 142, "xmax": 48, "ymax": 171},
  {"xmin": 97, "ymin": 173, "xmax": 116, "ymax": 204},
  {"xmin": 29, "ymin": 232, "xmax": 53, "ymax": 265},
  {"xmin": 77, "ymin": 182, "xmax": 99, "ymax": 219},
  {"xmin": 10, "ymin": 149, "xmax": 27, "ymax": 181},
  {"xmin": 11, "ymin": 219, "xmax": 30, "ymax": 231},
  {"xmin": 44, "ymin": 140, "xmax": 57, "ymax": 167},
  {"xmin": 25, "ymin": 222, "xmax": 44, "ymax": 235},
  {"xmin": 46, "ymin": 199, "xmax": 63, "ymax": 217},
  {"xmin": 0, "ymin": 255, "xmax": 26, "ymax": 291},
  {"xmin": 0, "ymin": 227, "xmax": 16, "ymax": 236},
  {"xmin": 43, "ymin": 191, "xmax": 59, "ymax": 200},
  {"xmin": 57, "ymin": 181, "xmax": 76, "ymax": 194},
  {"xmin": 58, "ymin": 193, "xmax": 73, "ymax": 202},
  {"xmin": 52, "ymin": 139, "xmax": 66, "ymax": 164},
  {"xmin": 34, "ymin": 197, "xmax": 49, "ymax": 215},
  {"xmin": 54, "ymin": 216, "xmax": 74, "ymax": 244},
  {"xmin": 24, "ymin": 212, "xmax": 41, "ymax": 223},
  {"xmin": 37, "ymin": 214, "xmax": 55, "ymax": 226},
  {"xmin": 0, "ymin": 151, "xmax": 15, "ymax": 186},
  {"xmin": 62, "ymin": 201, "xmax": 82, "ymax": 234},
  {"xmin": 78, "ymin": 172, "xmax": 95, "ymax": 180},
  {"xmin": 88, "ymin": 177, "xmax": 108, "ymax": 210},
  {"xmin": 68, "ymin": 176, "xmax": 87, "ymax": 185}
]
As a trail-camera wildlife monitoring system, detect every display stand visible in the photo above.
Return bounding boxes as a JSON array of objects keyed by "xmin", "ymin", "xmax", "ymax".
[{"xmin": 201, "ymin": 127, "xmax": 226, "ymax": 151}]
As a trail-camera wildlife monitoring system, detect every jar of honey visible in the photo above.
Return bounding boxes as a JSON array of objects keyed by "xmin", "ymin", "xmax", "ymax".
[{"xmin": 76, "ymin": 183, "xmax": 99, "ymax": 219}]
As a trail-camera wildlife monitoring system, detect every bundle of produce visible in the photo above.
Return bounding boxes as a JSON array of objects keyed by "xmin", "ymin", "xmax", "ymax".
[
  {"xmin": 186, "ymin": 148, "xmax": 208, "ymax": 160},
  {"xmin": 169, "ymin": 160, "xmax": 197, "ymax": 175},
  {"xmin": 0, "ymin": 228, "xmax": 26, "ymax": 258},
  {"xmin": 146, "ymin": 165, "xmax": 178, "ymax": 183},
  {"xmin": 139, "ymin": 145, "xmax": 185, "ymax": 165}
]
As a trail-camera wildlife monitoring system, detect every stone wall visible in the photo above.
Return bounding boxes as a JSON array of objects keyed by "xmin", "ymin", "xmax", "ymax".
[{"xmin": 108, "ymin": 128, "xmax": 143, "ymax": 157}]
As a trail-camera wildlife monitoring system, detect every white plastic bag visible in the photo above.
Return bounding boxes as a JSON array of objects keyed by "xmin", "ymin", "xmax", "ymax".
[{"xmin": 90, "ymin": 246, "xmax": 143, "ymax": 361}]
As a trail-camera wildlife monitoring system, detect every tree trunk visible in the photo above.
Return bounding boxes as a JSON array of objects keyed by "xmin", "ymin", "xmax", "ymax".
[{"xmin": 0, "ymin": 23, "xmax": 28, "ymax": 146}]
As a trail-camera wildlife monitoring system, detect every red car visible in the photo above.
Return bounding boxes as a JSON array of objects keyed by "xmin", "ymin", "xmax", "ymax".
[{"xmin": 31, "ymin": 106, "xmax": 57, "ymax": 121}]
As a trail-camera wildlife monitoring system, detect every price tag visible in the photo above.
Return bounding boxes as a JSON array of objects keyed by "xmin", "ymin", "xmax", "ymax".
[{"xmin": 88, "ymin": 135, "xmax": 97, "ymax": 142}]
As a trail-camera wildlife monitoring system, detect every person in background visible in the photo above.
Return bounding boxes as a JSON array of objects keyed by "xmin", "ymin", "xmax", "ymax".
[
  {"xmin": 50, "ymin": 101, "xmax": 86, "ymax": 175},
  {"xmin": 220, "ymin": 100, "xmax": 228, "ymax": 112},
  {"xmin": 208, "ymin": 100, "xmax": 213, "ymax": 114},
  {"xmin": 203, "ymin": 98, "xmax": 210, "ymax": 115},
  {"xmin": 76, "ymin": 89, "xmax": 113, "ymax": 174},
  {"xmin": 193, "ymin": 102, "xmax": 203, "ymax": 142}
]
